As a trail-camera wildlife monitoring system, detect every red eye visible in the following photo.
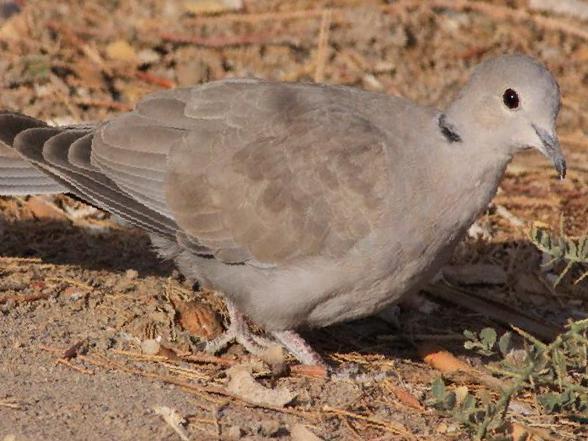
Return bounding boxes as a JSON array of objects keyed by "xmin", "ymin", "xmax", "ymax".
[{"xmin": 503, "ymin": 88, "xmax": 519, "ymax": 109}]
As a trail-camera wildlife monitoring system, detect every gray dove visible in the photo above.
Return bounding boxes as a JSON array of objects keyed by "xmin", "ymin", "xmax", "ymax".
[{"xmin": 0, "ymin": 54, "xmax": 565, "ymax": 366}]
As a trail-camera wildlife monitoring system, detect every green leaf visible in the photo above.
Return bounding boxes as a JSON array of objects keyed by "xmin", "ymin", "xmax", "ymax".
[
  {"xmin": 463, "ymin": 329, "xmax": 477, "ymax": 340},
  {"xmin": 462, "ymin": 393, "xmax": 477, "ymax": 412},
  {"xmin": 445, "ymin": 391, "xmax": 457, "ymax": 409},
  {"xmin": 498, "ymin": 332, "xmax": 512, "ymax": 356},
  {"xmin": 480, "ymin": 328, "xmax": 497, "ymax": 349},
  {"xmin": 464, "ymin": 341, "xmax": 477, "ymax": 350},
  {"xmin": 565, "ymin": 239, "xmax": 578, "ymax": 259},
  {"xmin": 538, "ymin": 392, "xmax": 561, "ymax": 412},
  {"xmin": 431, "ymin": 377, "xmax": 446, "ymax": 401}
]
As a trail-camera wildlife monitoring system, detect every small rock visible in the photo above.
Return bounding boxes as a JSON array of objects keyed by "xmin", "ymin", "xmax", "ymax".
[
  {"xmin": 125, "ymin": 269, "xmax": 139, "ymax": 280},
  {"xmin": 259, "ymin": 344, "xmax": 287, "ymax": 374},
  {"xmin": 291, "ymin": 424, "xmax": 324, "ymax": 441},
  {"xmin": 258, "ymin": 419, "xmax": 280, "ymax": 437},
  {"xmin": 63, "ymin": 286, "xmax": 85, "ymax": 300},
  {"xmin": 224, "ymin": 425, "xmax": 242, "ymax": 440},
  {"xmin": 137, "ymin": 48, "xmax": 161, "ymax": 64},
  {"xmin": 141, "ymin": 339, "xmax": 160, "ymax": 355},
  {"xmin": 362, "ymin": 74, "xmax": 384, "ymax": 91},
  {"xmin": 467, "ymin": 221, "xmax": 492, "ymax": 240}
]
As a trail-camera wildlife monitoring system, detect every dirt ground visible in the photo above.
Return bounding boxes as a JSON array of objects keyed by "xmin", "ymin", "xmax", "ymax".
[{"xmin": 0, "ymin": 0, "xmax": 587, "ymax": 440}]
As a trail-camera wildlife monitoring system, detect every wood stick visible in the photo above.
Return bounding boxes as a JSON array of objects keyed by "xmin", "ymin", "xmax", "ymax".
[
  {"xmin": 424, "ymin": 282, "xmax": 561, "ymax": 341},
  {"xmin": 0, "ymin": 292, "xmax": 50, "ymax": 304},
  {"xmin": 314, "ymin": 9, "xmax": 332, "ymax": 83},
  {"xmin": 160, "ymin": 31, "xmax": 275, "ymax": 48}
]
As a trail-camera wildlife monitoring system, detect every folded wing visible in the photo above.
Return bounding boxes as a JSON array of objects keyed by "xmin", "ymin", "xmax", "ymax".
[
  {"xmin": 0, "ymin": 80, "xmax": 392, "ymax": 267},
  {"xmin": 163, "ymin": 80, "xmax": 392, "ymax": 265}
]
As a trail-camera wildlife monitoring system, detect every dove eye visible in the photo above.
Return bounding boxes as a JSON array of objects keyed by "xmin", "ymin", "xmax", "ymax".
[{"xmin": 503, "ymin": 88, "xmax": 520, "ymax": 109}]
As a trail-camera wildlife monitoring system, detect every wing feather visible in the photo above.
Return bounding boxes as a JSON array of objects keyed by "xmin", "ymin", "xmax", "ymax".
[
  {"xmin": 165, "ymin": 80, "xmax": 391, "ymax": 265},
  {"xmin": 4, "ymin": 118, "xmax": 178, "ymax": 238},
  {"xmin": 1, "ymin": 80, "xmax": 393, "ymax": 266}
]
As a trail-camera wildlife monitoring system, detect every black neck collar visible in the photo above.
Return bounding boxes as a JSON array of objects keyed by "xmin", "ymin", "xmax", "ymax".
[{"xmin": 438, "ymin": 114, "xmax": 462, "ymax": 143}]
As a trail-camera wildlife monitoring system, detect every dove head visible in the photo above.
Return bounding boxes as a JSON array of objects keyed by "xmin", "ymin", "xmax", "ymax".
[{"xmin": 443, "ymin": 54, "xmax": 565, "ymax": 179}]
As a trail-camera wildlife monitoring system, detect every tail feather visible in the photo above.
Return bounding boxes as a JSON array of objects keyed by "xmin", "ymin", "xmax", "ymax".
[
  {"xmin": 39, "ymin": 129, "xmax": 178, "ymax": 236},
  {"xmin": 0, "ymin": 113, "xmax": 68, "ymax": 194},
  {"xmin": 0, "ymin": 112, "xmax": 179, "ymax": 238}
]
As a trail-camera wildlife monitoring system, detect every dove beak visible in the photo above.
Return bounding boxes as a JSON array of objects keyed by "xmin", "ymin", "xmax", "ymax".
[{"xmin": 532, "ymin": 124, "xmax": 566, "ymax": 179}]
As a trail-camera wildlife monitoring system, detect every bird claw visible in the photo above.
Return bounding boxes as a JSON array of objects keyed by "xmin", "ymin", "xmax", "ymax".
[
  {"xmin": 196, "ymin": 300, "xmax": 327, "ymax": 367},
  {"xmin": 200, "ymin": 302, "xmax": 276, "ymax": 357},
  {"xmin": 271, "ymin": 329, "xmax": 327, "ymax": 367},
  {"xmin": 203, "ymin": 328, "xmax": 275, "ymax": 356}
]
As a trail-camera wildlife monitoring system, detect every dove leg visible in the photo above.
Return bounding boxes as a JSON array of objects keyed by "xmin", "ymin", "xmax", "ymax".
[
  {"xmin": 204, "ymin": 300, "xmax": 325, "ymax": 366},
  {"xmin": 203, "ymin": 300, "xmax": 275, "ymax": 356},
  {"xmin": 271, "ymin": 330, "xmax": 326, "ymax": 367}
]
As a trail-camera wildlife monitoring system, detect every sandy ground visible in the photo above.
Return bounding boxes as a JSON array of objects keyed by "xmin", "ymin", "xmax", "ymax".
[{"xmin": 0, "ymin": 1, "xmax": 587, "ymax": 440}]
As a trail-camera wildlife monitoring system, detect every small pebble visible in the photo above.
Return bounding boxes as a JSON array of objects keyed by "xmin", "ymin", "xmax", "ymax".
[
  {"xmin": 125, "ymin": 269, "xmax": 139, "ymax": 280},
  {"xmin": 258, "ymin": 420, "xmax": 281, "ymax": 437},
  {"xmin": 224, "ymin": 425, "xmax": 243, "ymax": 440},
  {"xmin": 140, "ymin": 339, "xmax": 160, "ymax": 355}
]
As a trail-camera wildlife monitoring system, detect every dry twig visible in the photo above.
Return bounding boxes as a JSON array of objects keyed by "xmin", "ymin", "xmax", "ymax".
[
  {"xmin": 424, "ymin": 283, "xmax": 561, "ymax": 341},
  {"xmin": 0, "ymin": 292, "xmax": 51, "ymax": 304},
  {"xmin": 160, "ymin": 31, "xmax": 275, "ymax": 48},
  {"xmin": 314, "ymin": 9, "xmax": 332, "ymax": 83}
]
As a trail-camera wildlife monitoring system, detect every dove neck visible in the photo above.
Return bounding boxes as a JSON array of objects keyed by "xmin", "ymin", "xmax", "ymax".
[
  {"xmin": 443, "ymin": 98, "xmax": 517, "ymax": 159},
  {"xmin": 442, "ymin": 140, "xmax": 511, "ymax": 242},
  {"xmin": 434, "ymin": 105, "xmax": 513, "ymax": 226}
]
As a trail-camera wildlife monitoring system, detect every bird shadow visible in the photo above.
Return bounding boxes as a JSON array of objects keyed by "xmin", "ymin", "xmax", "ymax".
[
  {"xmin": 302, "ymin": 237, "xmax": 583, "ymax": 363},
  {"xmin": 0, "ymin": 217, "xmax": 581, "ymax": 363},
  {"xmin": 0, "ymin": 218, "xmax": 174, "ymax": 277}
]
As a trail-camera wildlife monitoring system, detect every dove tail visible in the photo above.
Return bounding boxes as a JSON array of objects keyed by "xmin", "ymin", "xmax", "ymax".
[
  {"xmin": 0, "ymin": 112, "xmax": 68, "ymax": 195},
  {"xmin": 0, "ymin": 111, "xmax": 178, "ymax": 238}
]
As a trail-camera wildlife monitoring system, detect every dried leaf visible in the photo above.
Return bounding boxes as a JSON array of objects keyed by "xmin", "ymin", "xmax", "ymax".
[
  {"xmin": 387, "ymin": 383, "xmax": 424, "ymax": 410},
  {"xmin": 71, "ymin": 60, "xmax": 104, "ymax": 89},
  {"xmin": 289, "ymin": 364, "xmax": 329, "ymax": 379},
  {"xmin": 454, "ymin": 385, "xmax": 469, "ymax": 404},
  {"xmin": 176, "ymin": 300, "xmax": 223, "ymax": 340},
  {"xmin": 420, "ymin": 344, "xmax": 472, "ymax": 374},
  {"xmin": 0, "ymin": 11, "xmax": 28, "ymax": 40},
  {"xmin": 106, "ymin": 40, "xmax": 139, "ymax": 64},
  {"xmin": 291, "ymin": 424, "xmax": 324, "ymax": 441},
  {"xmin": 226, "ymin": 365, "xmax": 296, "ymax": 407},
  {"xmin": 25, "ymin": 197, "xmax": 67, "ymax": 221},
  {"xmin": 153, "ymin": 406, "xmax": 190, "ymax": 441}
]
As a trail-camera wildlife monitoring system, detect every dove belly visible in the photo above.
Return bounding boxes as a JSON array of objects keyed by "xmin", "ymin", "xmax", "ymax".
[{"xmin": 164, "ymin": 222, "xmax": 463, "ymax": 331}]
